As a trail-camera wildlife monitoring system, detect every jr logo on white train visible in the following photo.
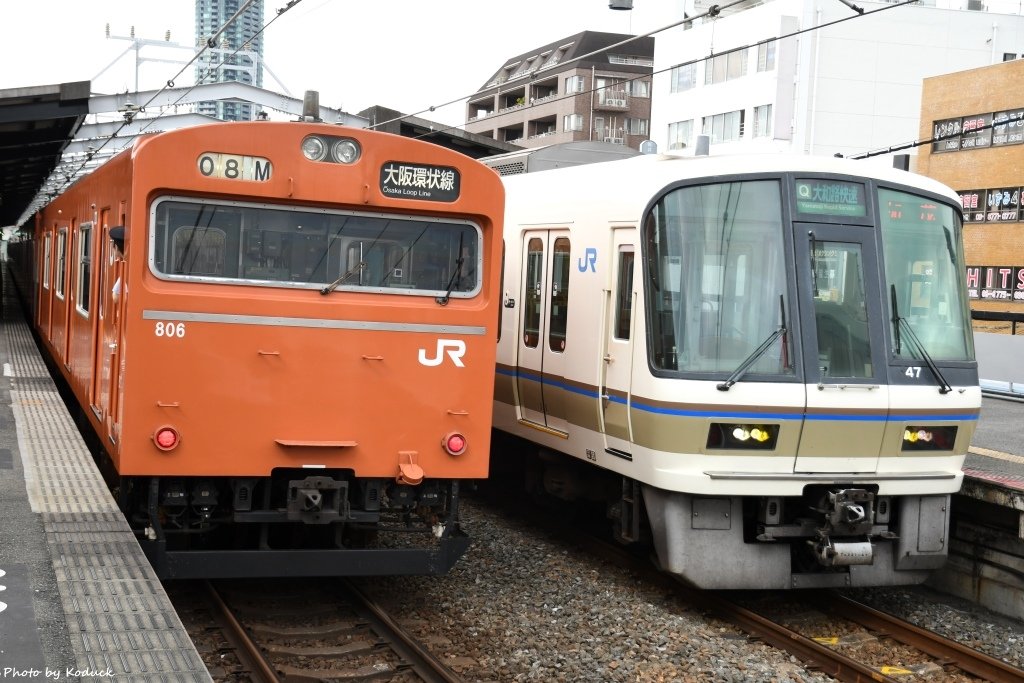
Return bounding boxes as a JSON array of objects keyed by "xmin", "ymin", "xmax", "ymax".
[
  {"xmin": 418, "ymin": 340, "xmax": 466, "ymax": 367},
  {"xmin": 577, "ymin": 247, "xmax": 597, "ymax": 273}
]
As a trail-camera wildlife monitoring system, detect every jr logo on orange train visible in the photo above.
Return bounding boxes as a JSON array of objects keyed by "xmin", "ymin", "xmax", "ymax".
[{"xmin": 418, "ymin": 339, "xmax": 466, "ymax": 367}]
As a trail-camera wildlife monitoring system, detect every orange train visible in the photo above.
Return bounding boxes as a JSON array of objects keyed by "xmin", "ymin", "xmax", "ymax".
[{"xmin": 13, "ymin": 121, "xmax": 504, "ymax": 578}]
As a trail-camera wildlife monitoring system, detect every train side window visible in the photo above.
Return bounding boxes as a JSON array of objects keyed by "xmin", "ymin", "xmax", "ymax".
[
  {"xmin": 152, "ymin": 198, "xmax": 480, "ymax": 296},
  {"xmin": 55, "ymin": 228, "xmax": 67, "ymax": 299},
  {"xmin": 76, "ymin": 222, "xmax": 93, "ymax": 316},
  {"xmin": 42, "ymin": 233, "xmax": 52, "ymax": 290},
  {"xmin": 173, "ymin": 227, "xmax": 228, "ymax": 276},
  {"xmin": 548, "ymin": 238, "xmax": 570, "ymax": 352},
  {"xmin": 614, "ymin": 249, "xmax": 635, "ymax": 340},
  {"xmin": 523, "ymin": 238, "xmax": 544, "ymax": 348}
]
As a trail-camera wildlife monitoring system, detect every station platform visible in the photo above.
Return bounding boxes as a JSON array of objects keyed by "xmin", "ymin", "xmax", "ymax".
[
  {"xmin": 962, "ymin": 394, "xmax": 1024, "ymax": 519},
  {"xmin": 0, "ymin": 273, "xmax": 209, "ymax": 682}
]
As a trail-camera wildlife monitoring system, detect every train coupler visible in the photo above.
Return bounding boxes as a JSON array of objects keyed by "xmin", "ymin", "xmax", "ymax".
[{"xmin": 286, "ymin": 476, "xmax": 349, "ymax": 524}]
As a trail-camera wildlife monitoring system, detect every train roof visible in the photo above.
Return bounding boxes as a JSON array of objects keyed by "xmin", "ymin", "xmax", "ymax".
[{"xmin": 501, "ymin": 151, "xmax": 960, "ymax": 222}]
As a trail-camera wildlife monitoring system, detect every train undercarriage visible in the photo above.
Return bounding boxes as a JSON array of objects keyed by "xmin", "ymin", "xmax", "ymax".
[
  {"xmin": 501, "ymin": 439, "xmax": 951, "ymax": 590},
  {"xmin": 116, "ymin": 470, "xmax": 469, "ymax": 579}
]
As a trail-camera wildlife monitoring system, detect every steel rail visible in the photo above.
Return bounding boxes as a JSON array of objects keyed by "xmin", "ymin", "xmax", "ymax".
[
  {"xmin": 204, "ymin": 580, "xmax": 280, "ymax": 683},
  {"xmin": 341, "ymin": 579, "xmax": 466, "ymax": 683},
  {"xmin": 676, "ymin": 585, "xmax": 902, "ymax": 683},
  {"xmin": 818, "ymin": 591, "xmax": 1024, "ymax": 683}
]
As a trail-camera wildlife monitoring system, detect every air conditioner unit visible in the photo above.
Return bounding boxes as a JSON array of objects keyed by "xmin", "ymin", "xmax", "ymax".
[
  {"xmin": 603, "ymin": 137, "xmax": 624, "ymax": 144},
  {"xmin": 606, "ymin": 99, "xmax": 626, "ymax": 107}
]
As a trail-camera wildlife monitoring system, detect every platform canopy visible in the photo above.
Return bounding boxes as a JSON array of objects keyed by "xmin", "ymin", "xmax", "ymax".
[{"xmin": 0, "ymin": 81, "xmax": 91, "ymax": 228}]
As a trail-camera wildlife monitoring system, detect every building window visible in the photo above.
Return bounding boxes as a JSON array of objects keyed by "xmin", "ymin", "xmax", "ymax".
[
  {"xmin": 626, "ymin": 118, "xmax": 648, "ymax": 136},
  {"xmin": 753, "ymin": 104, "xmax": 772, "ymax": 138},
  {"xmin": 702, "ymin": 110, "xmax": 745, "ymax": 143},
  {"xmin": 565, "ymin": 75, "xmax": 584, "ymax": 93},
  {"xmin": 564, "ymin": 114, "xmax": 583, "ymax": 132},
  {"xmin": 629, "ymin": 79, "xmax": 650, "ymax": 98},
  {"xmin": 757, "ymin": 41, "xmax": 776, "ymax": 72},
  {"xmin": 541, "ymin": 44, "xmax": 573, "ymax": 69},
  {"xmin": 1003, "ymin": 52, "xmax": 1018, "ymax": 61},
  {"xmin": 705, "ymin": 51, "xmax": 748, "ymax": 85},
  {"xmin": 668, "ymin": 120, "xmax": 693, "ymax": 150},
  {"xmin": 670, "ymin": 63, "xmax": 697, "ymax": 93}
]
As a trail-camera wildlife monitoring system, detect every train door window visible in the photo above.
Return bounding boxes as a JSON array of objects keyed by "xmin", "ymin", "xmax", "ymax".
[
  {"xmin": 548, "ymin": 238, "xmax": 570, "ymax": 352},
  {"xmin": 55, "ymin": 228, "xmax": 67, "ymax": 299},
  {"xmin": 498, "ymin": 241, "xmax": 505, "ymax": 343},
  {"xmin": 614, "ymin": 248, "xmax": 635, "ymax": 340},
  {"xmin": 42, "ymin": 233, "xmax": 52, "ymax": 290},
  {"xmin": 812, "ymin": 242, "xmax": 872, "ymax": 378},
  {"xmin": 523, "ymin": 238, "xmax": 544, "ymax": 348},
  {"xmin": 76, "ymin": 222, "xmax": 93, "ymax": 317}
]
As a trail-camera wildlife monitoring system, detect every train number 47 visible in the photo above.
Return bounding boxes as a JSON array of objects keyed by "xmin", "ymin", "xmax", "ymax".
[{"xmin": 905, "ymin": 366, "xmax": 922, "ymax": 378}]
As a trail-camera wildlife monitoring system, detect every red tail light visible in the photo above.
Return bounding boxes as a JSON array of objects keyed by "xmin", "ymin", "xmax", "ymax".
[
  {"xmin": 154, "ymin": 426, "xmax": 180, "ymax": 451},
  {"xmin": 443, "ymin": 432, "xmax": 467, "ymax": 456}
]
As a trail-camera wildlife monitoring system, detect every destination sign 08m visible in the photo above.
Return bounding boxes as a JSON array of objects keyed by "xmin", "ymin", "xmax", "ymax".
[
  {"xmin": 794, "ymin": 179, "xmax": 866, "ymax": 217},
  {"xmin": 197, "ymin": 152, "xmax": 273, "ymax": 182}
]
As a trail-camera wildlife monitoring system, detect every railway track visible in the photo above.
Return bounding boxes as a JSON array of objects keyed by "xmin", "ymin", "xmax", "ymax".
[
  {"xmin": 693, "ymin": 588, "xmax": 1024, "ymax": 683},
  {"xmin": 169, "ymin": 578, "xmax": 465, "ymax": 683},
  {"xmin": 477, "ymin": 490, "xmax": 1024, "ymax": 683}
]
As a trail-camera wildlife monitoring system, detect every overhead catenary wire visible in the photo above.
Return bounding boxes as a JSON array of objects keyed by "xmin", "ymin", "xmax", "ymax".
[
  {"xmin": 394, "ymin": 0, "xmax": 919, "ymax": 144},
  {"xmin": 38, "ymin": 0, "xmax": 302, "ymax": 206}
]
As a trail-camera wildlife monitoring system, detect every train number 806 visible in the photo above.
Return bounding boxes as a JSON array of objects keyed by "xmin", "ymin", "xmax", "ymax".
[{"xmin": 155, "ymin": 322, "xmax": 186, "ymax": 338}]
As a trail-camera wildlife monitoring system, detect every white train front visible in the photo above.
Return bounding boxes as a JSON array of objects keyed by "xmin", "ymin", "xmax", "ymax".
[{"xmin": 490, "ymin": 149, "xmax": 980, "ymax": 590}]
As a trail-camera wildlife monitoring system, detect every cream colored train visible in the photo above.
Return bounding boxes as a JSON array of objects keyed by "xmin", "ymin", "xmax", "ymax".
[{"xmin": 487, "ymin": 145, "xmax": 980, "ymax": 589}]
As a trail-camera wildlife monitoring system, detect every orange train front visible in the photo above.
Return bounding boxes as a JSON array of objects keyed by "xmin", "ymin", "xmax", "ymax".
[{"xmin": 21, "ymin": 121, "xmax": 504, "ymax": 578}]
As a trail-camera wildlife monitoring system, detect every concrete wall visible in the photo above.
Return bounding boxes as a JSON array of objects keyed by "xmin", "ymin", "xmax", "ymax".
[{"xmin": 975, "ymin": 331, "xmax": 1024, "ymax": 393}]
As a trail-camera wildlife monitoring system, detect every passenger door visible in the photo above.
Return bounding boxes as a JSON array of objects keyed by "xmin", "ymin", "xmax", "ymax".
[
  {"xmin": 794, "ymin": 223, "xmax": 889, "ymax": 473},
  {"xmin": 515, "ymin": 230, "xmax": 571, "ymax": 434},
  {"xmin": 600, "ymin": 228, "xmax": 636, "ymax": 456},
  {"xmin": 91, "ymin": 217, "xmax": 121, "ymax": 429}
]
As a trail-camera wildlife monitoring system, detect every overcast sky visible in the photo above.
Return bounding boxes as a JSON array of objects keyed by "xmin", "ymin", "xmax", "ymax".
[{"xmin": 0, "ymin": 0, "xmax": 679, "ymax": 126}]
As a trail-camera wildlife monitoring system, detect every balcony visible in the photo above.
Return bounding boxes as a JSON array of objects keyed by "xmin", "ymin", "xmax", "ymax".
[{"xmin": 595, "ymin": 89, "xmax": 629, "ymax": 111}]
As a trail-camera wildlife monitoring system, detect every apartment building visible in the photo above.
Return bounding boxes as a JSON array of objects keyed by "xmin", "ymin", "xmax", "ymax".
[
  {"xmin": 916, "ymin": 59, "xmax": 1024, "ymax": 315},
  {"xmin": 652, "ymin": 0, "xmax": 1024, "ymax": 162},
  {"xmin": 195, "ymin": 0, "xmax": 265, "ymax": 121},
  {"xmin": 464, "ymin": 31, "xmax": 654, "ymax": 150}
]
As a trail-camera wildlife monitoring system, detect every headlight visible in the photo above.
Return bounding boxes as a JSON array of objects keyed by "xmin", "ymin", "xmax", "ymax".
[
  {"xmin": 708, "ymin": 423, "xmax": 778, "ymax": 450},
  {"xmin": 332, "ymin": 138, "xmax": 361, "ymax": 164},
  {"xmin": 901, "ymin": 425, "xmax": 957, "ymax": 451},
  {"xmin": 300, "ymin": 135, "xmax": 327, "ymax": 161},
  {"xmin": 301, "ymin": 134, "xmax": 361, "ymax": 165}
]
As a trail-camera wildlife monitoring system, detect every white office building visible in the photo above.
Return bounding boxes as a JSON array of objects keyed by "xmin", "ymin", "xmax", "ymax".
[{"xmin": 651, "ymin": 0, "xmax": 1024, "ymax": 161}]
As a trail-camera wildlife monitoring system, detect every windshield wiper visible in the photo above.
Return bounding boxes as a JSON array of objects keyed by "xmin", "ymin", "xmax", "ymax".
[
  {"xmin": 890, "ymin": 284, "xmax": 952, "ymax": 394},
  {"xmin": 717, "ymin": 295, "xmax": 787, "ymax": 391},
  {"xmin": 808, "ymin": 231, "xmax": 820, "ymax": 297},
  {"xmin": 320, "ymin": 261, "xmax": 365, "ymax": 295},
  {"xmin": 435, "ymin": 234, "xmax": 465, "ymax": 306}
]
